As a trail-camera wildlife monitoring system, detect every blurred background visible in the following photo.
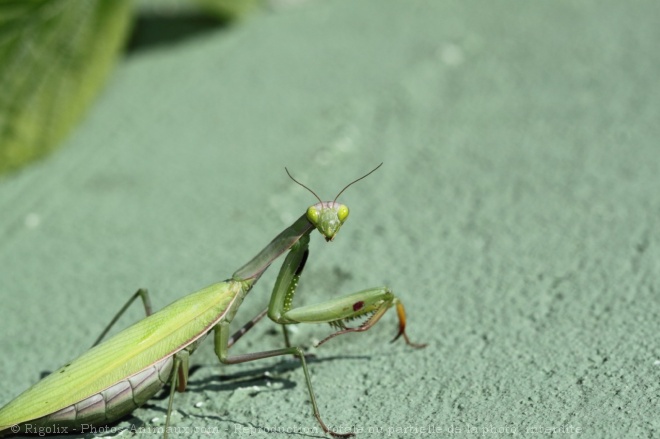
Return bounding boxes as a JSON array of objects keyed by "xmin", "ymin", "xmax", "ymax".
[{"xmin": 1, "ymin": 0, "xmax": 658, "ymax": 437}]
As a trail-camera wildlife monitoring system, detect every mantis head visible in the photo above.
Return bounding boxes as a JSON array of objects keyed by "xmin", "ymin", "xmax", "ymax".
[
  {"xmin": 286, "ymin": 164, "xmax": 382, "ymax": 242},
  {"xmin": 305, "ymin": 202, "xmax": 349, "ymax": 242}
]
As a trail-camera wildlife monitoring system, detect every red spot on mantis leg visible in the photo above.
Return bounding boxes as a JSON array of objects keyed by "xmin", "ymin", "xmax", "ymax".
[{"xmin": 353, "ymin": 301, "xmax": 365, "ymax": 312}]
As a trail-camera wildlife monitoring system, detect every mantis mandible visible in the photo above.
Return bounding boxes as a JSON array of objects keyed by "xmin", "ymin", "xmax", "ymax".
[{"xmin": 0, "ymin": 164, "xmax": 425, "ymax": 438}]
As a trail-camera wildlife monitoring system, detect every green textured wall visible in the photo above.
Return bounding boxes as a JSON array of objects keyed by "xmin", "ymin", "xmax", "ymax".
[{"xmin": 1, "ymin": 1, "xmax": 658, "ymax": 438}]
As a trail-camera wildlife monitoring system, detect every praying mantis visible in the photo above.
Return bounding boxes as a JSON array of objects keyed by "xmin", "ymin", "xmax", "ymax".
[{"xmin": 0, "ymin": 164, "xmax": 425, "ymax": 438}]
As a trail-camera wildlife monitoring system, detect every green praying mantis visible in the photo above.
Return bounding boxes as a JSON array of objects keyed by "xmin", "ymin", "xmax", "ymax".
[{"xmin": 0, "ymin": 164, "xmax": 425, "ymax": 438}]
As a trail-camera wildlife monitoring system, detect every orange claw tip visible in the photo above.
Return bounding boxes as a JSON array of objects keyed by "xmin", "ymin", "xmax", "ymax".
[
  {"xmin": 392, "ymin": 302, "xmax": 427, "ymax": 348},
  {"xmin": 390, "ymin": 328, "xmax": 404, "ymax": 343}
]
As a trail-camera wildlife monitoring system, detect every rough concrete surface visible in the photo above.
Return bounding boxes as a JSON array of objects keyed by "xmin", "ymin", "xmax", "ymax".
[{"xmin": 1, "ymin": 0, "xmax": 659, "ymax": 438}]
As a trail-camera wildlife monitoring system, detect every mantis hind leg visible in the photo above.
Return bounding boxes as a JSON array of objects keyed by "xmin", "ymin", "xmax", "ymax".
[
  {"xmin": 92, "ymin": 288, "xmax": 152, "ymax": 347},
  {"xmin": 228, "ymin": 309, "xmax": 310, "ymax": 361},
  {"xmin": 227, "ymin": 307, "xmax": 268, "ymax": 348},
  {"xmin": 214, "ymin": 322, "xmax": 353, "ymax": 438},
  {"xmin": 163, "ymin": 350, "xmax": 190, "ymax": 439}
]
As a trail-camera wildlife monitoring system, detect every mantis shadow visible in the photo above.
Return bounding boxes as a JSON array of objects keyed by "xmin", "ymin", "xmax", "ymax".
[
  {"xmin": 29, "ymin": 354, "xmax": 376, "ymax": 438},
  {"xmin": 115, "ymin": 355, "xmax": 373, "ymax": 438},
  {"xmin": 154, "ymin": 352, "xmax": 374, "ymax": 397}
]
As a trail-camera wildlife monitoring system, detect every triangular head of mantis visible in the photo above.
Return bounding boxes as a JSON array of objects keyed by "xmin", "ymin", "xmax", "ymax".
[{"xmin": 306, "ymin": 201, "xmax": 349, "ymax": 242}]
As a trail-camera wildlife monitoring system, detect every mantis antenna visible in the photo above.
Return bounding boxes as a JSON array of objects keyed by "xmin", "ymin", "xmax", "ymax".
[
  {"xmin": 332, "ymin": 162, "xmax": 383, "ymax": 202},
  {"xmin": 285, "ymin": 167, "xmax": 323, "ymax": 204},
  {"xmin": 285, "ymin": 163, "xmax": 384, "ymax": 202}
]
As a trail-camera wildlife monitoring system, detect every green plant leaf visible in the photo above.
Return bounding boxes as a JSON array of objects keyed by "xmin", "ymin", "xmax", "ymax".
[{"xmin": 0, "ymin": 0, "xmax": 132, "ymax": 174}]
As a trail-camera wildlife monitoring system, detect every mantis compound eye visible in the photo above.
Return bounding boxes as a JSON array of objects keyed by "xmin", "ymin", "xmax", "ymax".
[
  {"xmin": 306, "ymin": 206, "xmax": 320, "ymax": 225},
  {"xmin": 337, "ymin": 205, "xmax": 349, "ymax": 223}
]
